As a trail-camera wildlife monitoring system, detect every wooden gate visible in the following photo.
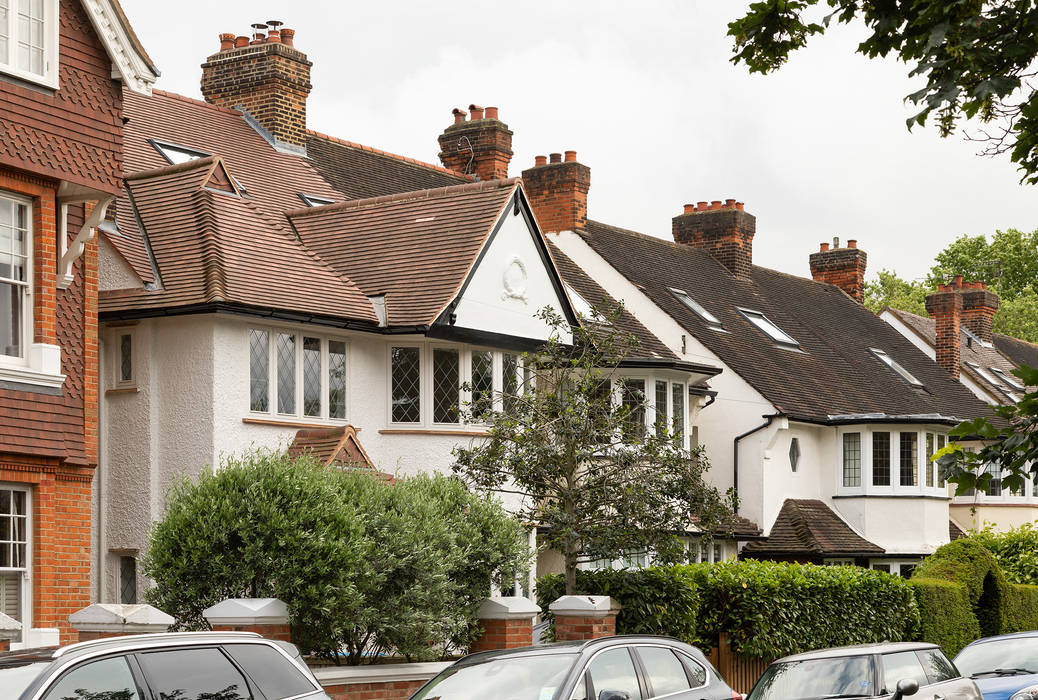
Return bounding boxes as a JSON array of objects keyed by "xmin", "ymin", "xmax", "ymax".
[{"xmin": 705, "ymin": 632, "xmax": 771, "ymax": 694}]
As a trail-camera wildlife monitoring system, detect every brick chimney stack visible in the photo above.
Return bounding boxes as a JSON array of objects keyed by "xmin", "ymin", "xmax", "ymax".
[
  {"xmin": 437, "ymin": 104, "xmax": 513, "ymax": 181},
  {"xmin": 201, "ymin": 21, "xmax": 312, "ymax": 153},
  {"xmin": 809, "ymin": 237, "xmax": 868, "ymax": 303},
  {"xmin": 960, "ymin": 281, "xmax": 999, "ymax": 343},
  {"xmin": 672, "ymin": 200, "xmax": 755, "ymax": 278},
  {"xmin": 925, "ymin": 277, "xmax": 966, "ymax": 379},
  {"xmin": 521, "ymin": 151, "xmax": 591, "ymax": 233}
]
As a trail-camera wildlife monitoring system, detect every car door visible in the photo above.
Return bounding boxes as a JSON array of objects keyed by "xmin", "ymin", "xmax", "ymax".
[
  {"xmin": 632, "ymin": 645, "xmax": 706, "ymax": 700},
  {"xmin": 882, "ymin": 651, "xmax": 937, "ymax": 700},
  {"xmin": 578, "ymin": 646, "xmax": 646, "ymax": 700},
  {"xmin": 916, "ymin": 648, "xmax": 982, "ymax": 700},
  {"xmin": 40, "ymin": 654, "xmax": 146, "ymax": 700}
]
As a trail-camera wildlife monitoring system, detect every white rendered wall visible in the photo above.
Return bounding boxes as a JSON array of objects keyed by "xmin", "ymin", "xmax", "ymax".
[
  {"xmin": 834, "ymin": 497, "xmax": 949, "ymax": 555},
  {"xmin": 98, "ymin": 236, "xmax": 143, "ymax": 291}
]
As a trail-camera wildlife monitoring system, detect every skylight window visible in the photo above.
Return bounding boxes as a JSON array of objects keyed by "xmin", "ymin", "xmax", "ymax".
[
  {"xmin": 150, "ymin": 139, "xmax": 210, "ymax": 165},
  {"xmin": 989, "ymin": 367, "xmax": 1025, "ymax": 390},
  {"xmin": 669, "ymin": 287, "xmax": 723, "ymax": 330},
  {"xmin": 299, "ymin": 193, "xmax": 335, "ymax": 207},
  {"xmin": 871, "ymin": 348, "xmax": 923, "ymax": 387},
  {"xmin": 565, "ymin": 283, "xmax": 609, "ymax": 325},
  {"xmin": 737, "ymin": 308, "xmax": 798, "ymax": 348},
  {"xmin": 965, "ymin": 361, "xmax": 1002, "ymax": 387}
]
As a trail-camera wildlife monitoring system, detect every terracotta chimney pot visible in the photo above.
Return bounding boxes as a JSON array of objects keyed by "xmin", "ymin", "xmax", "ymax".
[
  {"xmin": 683, "ymin": 204, "xmax": 696, "ymax": 214},
  {"xmin": 452, "ymin": 108, "xmax": 467, "ymax": 124},
  {"xmin": 565, "ymin": 150, "xmax": 578, "ymax": 163},
  {"xmin": 469, "ymin": 104, "xmax": 484, "ymax": 120},
  {"xmin": 219, "ymin": 33, "xmax": 235, "ymax": 51},
  {"xmin": 820, "ymin": 242, "xmax": 830, "ymax": 252},
  {"xmin": 710, "ymin": 200, "xmax": 722, "ymax": 210},
  {"xmin": 848, "ymin": 239, "xmax": 857, "ymax": 249},
  {"xmin": 725, "ymin": 198, "xmax": 736, "ymax": 207},
  {"xmin": 534, "ymin": 155, "xmax": 547, "ymax": 166},
  {"xmin": 696, "ymin": 201, "xmax": 708, "ymax": 210},
  {"xmin": 485, "ymin": 106, "xmax": 499, "ymax": 120},
  {"xmin": 234, "ymin": 35, "xmax": 249, "ymax": 48},
  {"xmin": 549, "ymin": 153, "xmax": 562, "ymax": 164},
  {"xmin": 280, "ymin": 28, "xmax": 295, "ymax": 47}
]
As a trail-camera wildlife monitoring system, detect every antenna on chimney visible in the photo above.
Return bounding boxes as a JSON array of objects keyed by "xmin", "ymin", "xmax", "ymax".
[
  {"xmin": 456, "ymin": 135, "xmax": 476, "ymax": 178},
  {"xmin": 832, "ymin": 236, "xmax": 840, "ymax": 249}
]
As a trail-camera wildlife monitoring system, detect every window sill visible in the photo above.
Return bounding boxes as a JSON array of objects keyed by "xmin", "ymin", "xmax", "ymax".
[
  {"xmin": 0, "ymin": 65, "xmax": 59, "ymax": 92},
  {"xmin": 106, "ymin": 386, "xmax": 139, "ymax": 396},
  {"xmin": 832, "ymin": 493, "xmax": 951, "ymax": 501},
  {"xmin": 242, "ymin": 416, "xmax": 351, "ymax": 430},
  {"xmin": 379, "ymin": 428, "xmax": 490, "ymax": 437},
  {"xmin": 0, "ymin": 344, "xmax": 65, "ymax": 390}
]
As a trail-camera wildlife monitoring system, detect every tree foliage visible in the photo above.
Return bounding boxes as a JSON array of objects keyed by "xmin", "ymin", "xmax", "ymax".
[
  {"xmin": 973, "ymin": 523, "xmax": 1038, "ymax": 585},
  {"xmin": 729, "ymin": 2, "xmax": 1038, "ymax": 182},
  {"xmin": 864, "ymin": 268, "xmax": 930, "ymax": 316},
  {"xmin": 452, "ymin": 305, "xmax": 736, "ymax": 595},
  {"xmin": 144, "ymin": 449, "xmax": 528, "ymax": 664}
]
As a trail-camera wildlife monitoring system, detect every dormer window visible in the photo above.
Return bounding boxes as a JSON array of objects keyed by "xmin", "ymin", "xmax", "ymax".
[
  {"xmin": 150, "ymin": 140, "xmax": 210, "ymax": 165},
  {"xmin": 870, "ymin": 348, "xmax": 923, "ymax": 386},
  {"xmin": 670, "ymin": 288, "xmax": 723, "ymax": 330},
  {"xmin": 737, "ymin": 308, "xmax": 799, "ymax": 349},
  {"xmin": 299, "ymin": 193, "xmax": 335, "ymax": 208},
  {"xmin": 989, "ymin": 367, "xmax": 1025, "ymax": 391},
  {"xmin": 0, "ymin": 0, "xmax": 57, "ymax": 88}
]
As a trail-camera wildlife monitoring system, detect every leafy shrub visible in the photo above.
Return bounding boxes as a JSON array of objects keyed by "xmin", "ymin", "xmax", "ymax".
[
  {"xmin": 145, "ymin": 449, "xmax": 528, "ymax": 664},
  {"xmin": 537, "ymin": 560, "xmax": 918, "ymax": 660},
  {"xmin": 1007, "ymin": 584, "xmax": 1038, "ymax": 633},
  {"xmin": 537, "ymin": 566, "xmax": 702, "ymax": 644},
  {"xmin": 912, "ymin": 539, "xmax": 1011, "ymax": 636},
  {"xmin": 973, "ymin": 524, "xmax": 1038, "ymax": 585},
  {"xmin": 909, "ymin": 578, "xmax": 979, "ymax": 656}
]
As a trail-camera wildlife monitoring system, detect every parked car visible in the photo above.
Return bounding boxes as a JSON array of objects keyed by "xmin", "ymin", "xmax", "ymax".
[
  {"xmin": 409, "ymin": 635, "xmax": 739, "ymax": 700},
  {"xmin": 1, "ymin": 631, "xmax": 329, "ymax": 700},
  {"xmin": 954, "ymin": 631, "xmax": 1038, "ymax": 700},
  {"xmin": 747, "ymin": 641, "xmax": 981, "ymax": 700}
]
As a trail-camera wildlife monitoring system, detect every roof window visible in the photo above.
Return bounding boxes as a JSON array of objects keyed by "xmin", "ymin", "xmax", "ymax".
[
  {"xmin": 150, "ymin": 139, "xmax": 210, "ymax": 165},
  {"xmin": 871, "ymin": 348, "xmax": 923, "ymax": 386},
  {"xmin": 299, "ymin": 193, "xmax": 335, "ymax": 207},
  {"xmin": 962, "ymin": 326, "xmax": 994, "ymax": 348},
  {"xmin": 565, "ymin": 283, "xmax": 610, "ymax": 325},
  {"xmin": 737, "ymin": 308, "xmax": 799, "ymax": 348},
  {"xmin": 670, "ymin": 288, "xmax": 723, "ymax": 330},
  {"xmin": 964, "ymin": 361, "xmax": 1002, "ymax": 387},
  {"xmin": 989, "ymin": 366, "xmax": 1025, "ymax": 391}
]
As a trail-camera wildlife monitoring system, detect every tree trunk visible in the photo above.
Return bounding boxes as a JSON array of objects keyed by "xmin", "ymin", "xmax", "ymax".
[{"xmin": 564, "ymin": 547, "xmax": 578, "ymax": 595}]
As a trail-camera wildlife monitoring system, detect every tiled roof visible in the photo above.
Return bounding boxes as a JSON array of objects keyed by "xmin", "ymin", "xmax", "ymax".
[
  {"xmin": 548, "ymin": 243, "xmax": 678, "ymax": 362},
  {"xmin": 949, "ymin": 520, "xmax": 965, "ymax": 541},
  {"xmin": 287, "ymin": 425, "xmax": 374, "ymax": 470},
  {"xmin": 306, "ymin": 131, "xmax": 469, "ymax": 200},
  {"xmin": 101, "ymin": 157, "xmax": 377, "ymax": 323},
  {"xmin": 741, "ymin": 499, "xmax": 884, "ymax": 558},
  {"xmin": 288, "ymin": 180, "xmax": 518, "ymax": 326},
  {"xmin": 580, "ymin": 220, "xmax": 993, "ymax": 424},
  {"xmin": 887, "ymin": 308, "xmax": 1032, "ymax": 401},
  {"xmin": 690, "ymin": 514, "xmax": 764, "ymax": 539},
  {"xmin": 994, "ymin": 334, "xmax": 1038, "ymax": 371}
]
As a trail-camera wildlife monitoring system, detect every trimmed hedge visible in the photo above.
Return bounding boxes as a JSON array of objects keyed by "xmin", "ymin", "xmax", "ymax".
[
  {"xmin": 1008, "ymin": 584, "xmax": 1038, "ymax": 632},
  {"xmin": 909, "ymin": 578, "xmax": 979, "ymax": 656},
  {"xmin": 538, "ymin": 560, "xmax": 918, "ymax": 660},
  {"xmin": 912, "ymin": 539, "xmax": 1011, "ymax": 636}
]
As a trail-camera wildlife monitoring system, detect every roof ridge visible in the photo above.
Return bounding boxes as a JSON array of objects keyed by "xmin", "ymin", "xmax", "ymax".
[
  {"xmin": 287, "ymin": 178, "xmax": 520, "ymax": 218},
  {"xmin": 125, "ymin": 155, "xmax": 218, "ymax": 182},
  {"xmin": 151, "ymin": 89, "xmax": 242, "ymax": 116},
  {"xmin": 193, "ymin": 189, "xmax": 229, "ymax": 303},
  {"xmin": 307, "ymin": 129, "xmax": 472, "ymax": 179}
]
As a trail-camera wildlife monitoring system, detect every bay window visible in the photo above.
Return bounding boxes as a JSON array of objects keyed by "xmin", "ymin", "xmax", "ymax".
[
  {"xmin": 0, "ymin": 0, "xmax": 58, "ymax": 88},
  {"xmin": 0, "ymin": 193, "xmax": 29, "ymax": 362},
  {"xmin": 470, "ymin": 350, "xmax": 493, "ymax": 420},
  {"xmin": 899, "ymin": 432, "xmax": 917, "ymax": 486},
  {"xmin": 837, "ymin": 426, "xmax": 949, "ymax": 496},
  {"xmin": 249, "ymin": 328, "xmax": 349, "ymax": 422},
  {"xmin": 391, "ymin": 346, "xmax": 421, "ymax": 423},
  {"xmin": 843, "ymin": 433, "xmax": 861, "ymax": 487},
  {"xmin": 872, "ymin": 432, "xmax": 890, "ymax": 486}
]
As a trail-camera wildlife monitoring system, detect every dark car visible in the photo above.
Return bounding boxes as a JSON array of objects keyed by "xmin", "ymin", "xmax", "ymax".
[
  {"xmin": 747, "ymin": 641, "xmax": 982, "ymax": 700},
  {"xmin": 954, "ymin": 631, "xmax": 1038, "ymax": 700},
  {"xmin": 408, "ymin": 635, "xmax": 739, "ymax": 700},
  {"xmin": 1, "ymin": 631, "xmax": 328, "ymax": 700}
]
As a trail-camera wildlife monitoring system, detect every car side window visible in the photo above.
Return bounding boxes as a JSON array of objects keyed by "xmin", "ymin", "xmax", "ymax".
[
  {"xmin": 917, "ymin": 650, "xmax": 959, "ymax": 682},
  {"xmin": 883, "ymin": 652, "xmax": 931, "ymax": 692},
  {"xmin": 569, "ymin": 674, "xmax": 588, "ymax": 700},
  {"xmin": 636, "ymin": 647, "xmax": 692, "ymax": 698},
  {"xmin": 44, "ymin": 656, "xmax": 141, "ymax": 700},
  {"xmin": 588, "ymin": 648, "xmax": 643, "ymax": 700},
  {"xmin": 223, "ymin": 644, "xmax": 317, "ymax": 699},
  {"xmin": 138, "ymin": 648, "xmax": 252, "ymax": 700},
  {"xmin": 677, "ymin": 653, "xmax": 708, "ymax": 687}
]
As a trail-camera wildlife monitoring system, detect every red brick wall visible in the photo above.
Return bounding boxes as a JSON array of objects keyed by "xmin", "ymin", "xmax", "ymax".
[
  {"xmin": 469, "ymin": 618, "xmax": 533, "ymax": 653},
  {"xmin": 0, "ymin": 0, "xmax": 123, "ymax": 195},
  {"xmin": 211, "ymin": 623, "xmax": 292, "ymax": 642},
  {"xmin": 521, "ymin": 155, "xmax": 590, "ymax": 233},
  {"xmin": 438, "ymin": 110, "xmax": 513, "ymax": 181},
  {"xmin": 926, "ymin": 286, "xmax": 964, "ymax": 379},
  {"xmin": 672, "ymin": 202, "xmax": 755, "ymax": 278},
  {"xmin": 960, "ymin": 285, "xmax": 999, "ymax": 343},
  {"xmin": 322, "ymin": 680, "xmax": 427, "ymax": 700},
  {"xmin": 809, "ymin": 244, "xmax": 868, "ymax": 303},
  {"xmin": 554, "ymin": 613, "xmax": 616, "ymax": 642}
]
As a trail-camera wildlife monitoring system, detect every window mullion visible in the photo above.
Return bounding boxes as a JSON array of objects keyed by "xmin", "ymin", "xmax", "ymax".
[{"xmin": 267, "ymin": 331, "xmax": 275, "ymax": 415}]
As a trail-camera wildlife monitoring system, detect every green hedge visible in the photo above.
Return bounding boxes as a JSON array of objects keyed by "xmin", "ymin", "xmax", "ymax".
[
  {"xmin": 912, "ymin": 539, "xmax": 1011, "ymax": 636},
  {"xmin": 974, "ymin": 524, "xmax": 1038, "ymax": 585},
  {"xmin": 538, "ymin": 560, "xmax": 918, "ymax": 660},
  {"xmin": 1007, "ymin": 584, "xmax": 1038, "ymax": 632},
  {"xmin": 909, "ymin": 578, "xmax": 979, "ymax": 656}
]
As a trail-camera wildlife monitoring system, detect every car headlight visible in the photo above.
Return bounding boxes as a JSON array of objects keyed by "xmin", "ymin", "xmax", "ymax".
[{"xmin": 1010, "ymin": 686, "xmax": 1038, "ymax": 700}]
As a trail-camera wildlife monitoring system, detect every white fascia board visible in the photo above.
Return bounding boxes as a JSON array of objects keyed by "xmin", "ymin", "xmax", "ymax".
[{"xmin": 80, "ymin": 0, "xmax": 158, "ymax": 95}]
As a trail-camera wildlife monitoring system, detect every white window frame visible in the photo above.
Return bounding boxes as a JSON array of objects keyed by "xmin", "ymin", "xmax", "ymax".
[
  {"xmin": 988, "ymin": 366, "xmax": 1025, "ymax": 391},
  {"xmin": 870, "ymin": 348, "xmax": 924, "ymax": 387},
  {"xmin": 388, "ymin": 343, "xmax": 423, "ymax": 425},
  {"xmin": 836, "ymin": 425, "xmax": 949, "ymax": 497},
  {"xmin": 0, "ymin": 0, "xmax": 59, "ymax": 89},
  {"xmin": 669, "ymin": 287, "xmax": 723, "ymax": 331},
  {"xmin": 248, "ymin": 326, "xmax": 350, "ymax": 424},
  {"xmin": 0, "ymin": 484, "xmax": 31, "ymax": 643},
  {"xmin": 298, "ymin": 193, "xmax": 335, "ymax": 208},
  {"xmin": 869, "ymin": 559, "xmax": 919, "ymax": 579},
  {"xmin": 0, "ymin": 191, "xmax": 32, "ymax": 368},
  {"xmin": 736, "ymin": 307, "xmax": 800, "ymax": 350},
  {"xmin": 149, "ymin": 139, "xmax": 210, "ymax": 165},
  {"xmin": 113, "ymin": 328, "xmax": 135, "ymax": 388}
]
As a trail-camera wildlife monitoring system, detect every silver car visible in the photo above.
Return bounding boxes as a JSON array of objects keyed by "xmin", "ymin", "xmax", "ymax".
[{"xmin": 2, "ymin": 631, "xmax": 329, "ymax": 700}]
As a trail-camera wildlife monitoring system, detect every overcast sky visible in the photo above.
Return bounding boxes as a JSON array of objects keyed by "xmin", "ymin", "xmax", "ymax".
[{"xmin": 120, "ymin": 1, "xmax": 1038, "ymax": 284}]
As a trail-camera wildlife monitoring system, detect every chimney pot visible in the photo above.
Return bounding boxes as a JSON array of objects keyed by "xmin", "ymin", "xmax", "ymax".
[
  {"xmin": 820, "ymin": 242, "xmax": 830, "ymax": 252},
  {"xmin": 219, "ymin": 33, "xmax": 235, "ymax": 51},
  {"xmin": 485, "ymin": 106, "xmax": 499, "ymax": 120},
  {"xmin": 469, "ymin": 104, "xmax": 484, "ymax": 120},
  {"xmin": 522, "ymin": 151, "xmax": 591, "ymax": 233},
  {"xmin": 438, "ymin": 103, "xmax": 513, "ymax": 180},
  {"xmin": 710, "ymin": 200, "xmax": 722, "ymax": 210},
  {"xmin": 832, "ymin": 236, "xmax": 840, "ymax": 249},
  {"xmin": 811, "ymin": 238, "xmax": 868, "ymax": 302},
  {"xmin": 725, "ymin": 198, "xmax": 736, "ymax": 208},
  {"xmin": 549, "ymin": 153, "xmax": 562, "ymax": 164},
  {"xmin": 250, "ymin": 23, "xmax": 267, "ymax": 44},
  {"xmin": 565, "ymin": 150, "xmax": 577, "ymax": 163},
  {"xmin": 534, "ymin": 155, "xmax": 547, "ymax": 166},
  {"xmin": 953, "ymin": 274, "xmax": 963, "ymax": 288},
  {"xmin": 683, "ymin": 204, "xmax": 696, "ymax": 214},
  {"xmin": 848, "ymin": 239, "xmax": 857, "ymax": 248},
  {"xmin": 735, "ymin": 202, "xmax": 745, "ymax": 210},
  {"xmin": 234, "ymin": 35, "xmax": 249, "ymax": 48},
  {"xmin": 452, "ymin": 108, "xmax": 467, "ymax": 124},
  {"xmin": 696, "ymin": 201, "xmax": 708, "ymax": 210},
  {"xmin": 280, "ymin": 28, "xmax": 295, "ymax": 47}
]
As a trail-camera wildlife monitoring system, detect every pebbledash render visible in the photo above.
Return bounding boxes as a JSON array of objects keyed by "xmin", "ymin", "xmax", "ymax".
[{"xmin": 0, "ymin": 0, "xmax": 157, "ymax": 646}]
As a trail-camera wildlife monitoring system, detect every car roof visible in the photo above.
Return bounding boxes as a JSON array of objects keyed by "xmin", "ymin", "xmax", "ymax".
[
  {"xmin": 776, "ymin": 641, "xmax": 939, "ymax": 663},
  {"xmin": 0, "ymin": 631, "xmax": 270, "ymax": 667},
  {"xmin": 455, "ymin": 635, "xmax": 698, "ymax": 667},
  {"xmin": 960, "ymin": 631, "xmax": 1038, "ymax": 649}
]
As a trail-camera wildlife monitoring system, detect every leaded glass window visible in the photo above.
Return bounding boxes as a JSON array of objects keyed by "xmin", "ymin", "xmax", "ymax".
[
  {"xmin": 471, "ymin": 350, "xmax": 493, "ymax": 419},
  {"xmin": 328, "ymin": 340, "xmax": 346, "ymax": 419},
  {"xmin": 937, "ymin": 434, "xmax": 947, "ymax": 487},
  {"xmin": 925, "ymin": 433, "xmax": 935, "ymax": 487},
  {"xmin": 899, "ymin": 432, "xmax": 917, "ymax": 486},
  {"xmin": 276, "ymin": 333, "xmax": 296, "ymax": 414},
  {"xmin": 655, "ymin": 380, "xmax": 668, "ymax": 437},
  {"xmin": 621, "ymin": 378, "xmax": 646, "ymax": 441},
  {"xmin": 249, "ymin": 329, "xmax": 269, "ymax": 412},
  {"xmin": 302, "ymin": 337, "xmax": 321, "ymax": 417},
  {"xmin": 119, "ymin": 334, "xmax": 132, "ymax": 383},
  {"xmin": 433, "ymin": 348, "xmax": 460, "ymax": 424},
  {"xmin": 873, "ymin": 432, "xmax": 891, "ymax": 486},
  {"xmin": 119, "ymin": 556, "xmax": 137, "ymax": 605},
  {"xmin": 502, "ymin": 352, "xmax": 520, "ymax": 414},
  {"xmin": 391, "ymin": 346, "xmax": 420, "ymax": 423},
  {"xmin": 843, "ymin": 433, "xmax": 861, "ymax": 487},
  {"xmin": 671, "ymin": 383, "xmax": 685, "ymax": 445},
  {"xmin": 985, "ymin": 462, "xmax": 1002, "ymax": 496}
]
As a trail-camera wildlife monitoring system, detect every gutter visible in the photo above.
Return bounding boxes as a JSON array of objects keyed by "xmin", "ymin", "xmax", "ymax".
[{"xmin": 733, "ymin": 415, "xmax": 780, "ymax": 514}]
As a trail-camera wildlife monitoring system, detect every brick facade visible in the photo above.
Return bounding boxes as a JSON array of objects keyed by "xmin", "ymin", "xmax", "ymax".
[
  {"xmin": 521, "ymin": 152, "xmax": 590, "ymax": 233},
  {"xmin": 437, "ymin": 105, "xmax": 514, "ymax": 182},
  {"xmin": 209, "ymin": 622, "xmax": 293, "ymax": 642},
  {"xmin": 672, "ymin": 200, "xmax": 755, "ymax": 278},
  {"xmin": 809, "ymin": 240, "xmax": 868, "ymax": 303},
  {"xmin": 960, "ymin": 282, "xmax": 999, "ymax": 343},
  {"xmin": 926, "ymin": 280, "xmax": 965, "ymax": 379},
  {"xmin": 469, "ymin": 617, "xmax": 533, "ymax": 653},
  {"xmin": 322, "ymin": 679, "xmax": 427, "ymax": 700},
  {"xmin": 554, "ymin": 613, "xmax": 617, "ymax": 642},
  {"xmin": 201, "ymin": 28, "xmax": 313, "ymax": 150}
]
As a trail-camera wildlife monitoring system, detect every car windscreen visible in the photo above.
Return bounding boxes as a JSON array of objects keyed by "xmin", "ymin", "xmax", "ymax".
[
  {"xmin": 955, "ymin": 638, "xmax": 1038, "ymax": 677},
  {"xmin": 0, "ymin": 662, "xmax": 51, "ymax": 700},
  {"xmin": 747, "ymin": 656, "xmax": 878, "ymax": 700},
  {"xmin": 410, "ymin": 653, "xmax": 576, "ymax": 700}
]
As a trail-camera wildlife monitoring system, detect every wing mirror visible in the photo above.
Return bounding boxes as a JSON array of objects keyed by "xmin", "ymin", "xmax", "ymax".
[
  {"xmin": 598, "ymin": 692, "xmax": 632, "ymax": 700},
  {"xmin": 892, "ymin": 678, "xmax": 919, "ymax": 700}
]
